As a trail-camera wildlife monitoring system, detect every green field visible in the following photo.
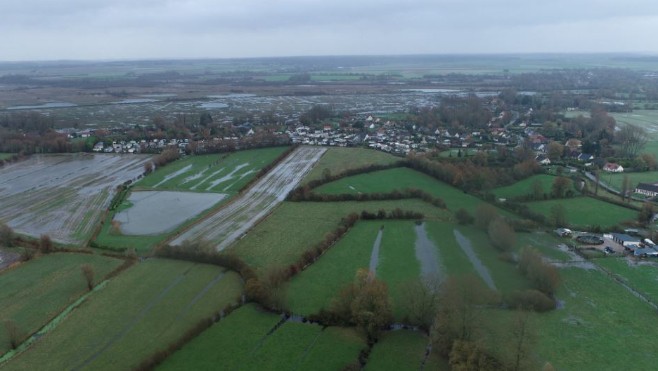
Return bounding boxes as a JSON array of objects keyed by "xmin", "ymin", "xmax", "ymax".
[
  {"xmin": 230, "ymin": 199, "xmax": 449, "ymax": 274},
  {"xmin": 492, "ymin": 174, "xmax": 556, "ymax": 199},
  {"xmin": 161, "ymin": 303, "xmax": 365, "ymax": 371},
  {"xmin": 0, "ymin": 153, "xmax": 15, "ymax": 160},
  {"xmin": 135, "ymin": 146, "xmax": 288, "ymax": 192},
  {"xmin": 303, "ymin": 147, "xmax": 400, "ymax": 184},
  {"xmin": 602, "ymin": 170, "xmax": 658, "ymax": 193},
  {"xmin": 526, "ymin": 197, "xmax": 637, "ymax": 228},
  {"xmin": 314, "ymin": 166, "xmax": 509, "ymax": 216},
  {"xmin": 0, "ymin": 253, "xmax": 123, "ymax": 354},
  {"xmin": 4, "ymin": 259, "xmax": 242, "ymax": 370},
  {"xmin": 595, "ymin": 258, "xmax": 658, "ymax": 304},
  {"xmin": 366, "ymin": 330, "xmax": 447, "ymax": 371},
  {"xmin": 516, "ymin": 231, "xmax": 572, "ymax": 262}
]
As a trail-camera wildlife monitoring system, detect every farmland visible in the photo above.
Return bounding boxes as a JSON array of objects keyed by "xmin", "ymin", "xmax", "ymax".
[
  {"xmin": 170, "ymin": 146, "xmax": 326, "ymax": 250},
  {"xmin": 4, "ymin": 258, "xmax": 242, "ymax": 370},
  {"xmin": 525, "ymin": 197, "xmax": 637, "ymax": 228},
  {"xmin": 492, "ymin": 174, "xmax": 556, "ymax": 199},
  {"xmin": 366, "ymin": 330, "xmax": 445, "ymax": 371},
  {"xmin": 0, "ymin": 153, "xmax": 14, "ymax": 160},
  {"xmin": 0, "ymin": 154, "xmax": 150, "ymax": 244},
  {"xmin": 160, "ymin": 304, "xmax": 365, "ymax": 371},
  {"xmin": 303, "ymin": 147, "xmax": 400, "ymax": 183},
  {"xmin": 0, "ymin": 253, "xmax": 124, "ymax": 354}
]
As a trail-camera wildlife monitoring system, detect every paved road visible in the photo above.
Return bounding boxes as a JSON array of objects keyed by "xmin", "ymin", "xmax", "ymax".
[{"xmin": 170, "ymin": 146, "xmax": 326, "ymax": 250}]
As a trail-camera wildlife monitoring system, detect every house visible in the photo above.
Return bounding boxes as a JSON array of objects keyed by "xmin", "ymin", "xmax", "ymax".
[
  {"xmin": 536, "ymin": 154, "xmax": 551, "ymax": 165},
  {"xmin": 577, "ymin": 153, "xmax": 594, "ymax": 162},
  {"xmin": 635, "ymin": 182, "xmax": 658, "ymax": 198},
  {"xmin": 565, "ymin": 138, "xmax": 582, "ymax": 152},
  {"xmin": 603, "ymin": 163, "xmax": 624, "ymax": 173},
  {"xmin": 92, "ymin": 142, "xmax": 104, "ymax": 152}
]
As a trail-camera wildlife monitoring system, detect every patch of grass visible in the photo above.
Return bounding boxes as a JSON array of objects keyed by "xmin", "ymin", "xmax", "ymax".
[
  {"xmin": 516, "ymin": 232, "xmax": 572, "ymax": 262},
  {"xmin": 4, "ymin": 259, "xmax": 242, "ymax": 370},
  {"xmin": 230, "ymin": 200, "xmax": 449, "ymax": 275},
  {"xmin": 158, "ymin": 304, "xmax": 282, "ymax": 370},
  {"xmin": 0, "ymin": 253, "xmax": 123, "ymax": 354},
  {"xmin": 425, "ymin": 221, "xmax": 478, "ymax": 277},
  {"xmin": 602, "ymin": 170, "xmax": 658, "ymax": 193},
  {"xmin": 365, "ymin": 330, "xmax": 442, "ymax": 371},
  {"xmin": 0, "ymin": 153, "xmax": 15, "ymax": 160},
  {"xmin": 492, "ymin": 174, "xmax": 556, "ymax": 199},
  {"xmin": 525, "ymin": 197, "xmax": 637, "ymax": 228},
  {"xmin": 437, "ymin": 148, "xmax": 479, "ymax": 158},
  {"xmin": 303, "ymin": 147, "xmax": 400, "ymax": 184}
]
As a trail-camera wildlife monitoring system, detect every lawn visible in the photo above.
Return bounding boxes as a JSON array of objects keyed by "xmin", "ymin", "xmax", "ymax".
[
  {"xmin": 303, "ymin": 147, "xmax": 400, "ymax": 184},
  {"xmin": 0, "ymin": 253, "xmax": 123, "ymax": 355},
  {"xmin": 602, "ymin": 170, "xmax": 658, "ymax": 193},
  {"xmin": 365, "ymin": 330, "xmax": 447, "ymax": 371},
  {"xmin": 314, "ymin": 167, "xmax": 509, "ymax": 215},
  {"xmin": 3, "ymin": 258, "xmax": 242, "ymax": 371},
  {"xmin": 135, "ymin": 146, "xmax": 289, "ymax": 192},
  {"xmin": 525, "ymin": 197, "xmax": 637, "ymax": 228},
  {"xmin": 492, "ymin": 174, "xmax": 556, "ymax": 200},
  {"xmin": 230, "ymin": 199, "xmax": 449, "ymax": 275}
]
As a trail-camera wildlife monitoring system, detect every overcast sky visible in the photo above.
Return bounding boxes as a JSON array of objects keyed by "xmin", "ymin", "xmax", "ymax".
[{"xmin": 1, "ymin": 0, "xmax": 658, "ymax": 61}]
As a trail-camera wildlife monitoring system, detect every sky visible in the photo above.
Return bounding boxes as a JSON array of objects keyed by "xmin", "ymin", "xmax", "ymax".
[{"xmin": 1, "ymin": 0, "xmax": 658, "ymax": 61}]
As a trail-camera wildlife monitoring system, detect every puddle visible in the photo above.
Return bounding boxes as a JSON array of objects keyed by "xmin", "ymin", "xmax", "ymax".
[
  {"xmin": 369, "ymin": 228, "xmax": 384, "ymax": 274},
  {"xmin": 414, "ymin": 222, "xmax": 443, "ymax": 281},
  {"xmin": 453, "ymin": 229, "xmax": 497, "ymax": 290}
]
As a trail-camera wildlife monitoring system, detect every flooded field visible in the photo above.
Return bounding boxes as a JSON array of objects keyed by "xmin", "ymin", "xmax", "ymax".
[
  {"xmin": 113, "ymin": 191, "xmax": 226, "ymax": 235},
  {"xmin": 0, "ymin": 154, "xmax": 150, "ymax": 244},
  {"xmin": 170, "ymin": 146, "xmax": 326, "ymax": 250}
]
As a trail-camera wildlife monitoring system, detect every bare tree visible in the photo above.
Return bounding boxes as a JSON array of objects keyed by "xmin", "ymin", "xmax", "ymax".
[
  {"xmin": 617, "ymin": 124, "xmax": 648, "ymax": 158},
  {"xmin": 39, "ymin": 234, "xmax": 53, "ymax": 254},
  {"xmin": 81, "ymin": 264, "xmax": 95, "ymax": 291},
  {"xmin": 0, "ymin": 223, "xmax": 14, "ymax": 247},
  {"xmin": 488, "ymin": 217, "xmax": 516, "ymax": 252},
  {"xmin": 4, "ymin": 320, "xmax": 23, "ymax": 350}
]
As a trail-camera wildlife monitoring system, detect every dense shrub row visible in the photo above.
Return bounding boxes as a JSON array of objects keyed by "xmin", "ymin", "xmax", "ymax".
[{"xmin": 290, "ymin": 187, "xmax": 446, "ymax": 208}]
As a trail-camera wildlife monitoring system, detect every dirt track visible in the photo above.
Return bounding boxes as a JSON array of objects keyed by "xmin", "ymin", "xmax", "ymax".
[{"xmin": 170, "ymin": 146, "xmax": 326, "ymax": 250}]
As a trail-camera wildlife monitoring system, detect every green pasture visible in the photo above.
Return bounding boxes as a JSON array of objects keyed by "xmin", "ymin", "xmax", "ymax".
[
  {"xmin": 158, "ymin": 304, "xmax": 282, "ymax": 370},
  {"xmin": 516, "ymin": 232, "xmax": 572, "ymax": 262},
  {"xmin": 602, "ymin": 170, "xmax": 658, "ymax": 193},
  {"xmin": 0, "ymin": 253, "xmax": 123, "ymax": 355},
  {"xmin": 0, "ymin": 153, "xmax": 15, "ymax": 160},
  {"xmin": 438, "ymin": 148, "xmax": 479, "ymax": 158},
  {"xmin": 595, "ymin": 258, "xmax": 658, "ymax": 304},
  {"xmin": 525, "ymin": 197, "xmax": 637, "ymax": 228},
  {"xmin": 611, "ymin": 110, "xmax": 658, "ymax": 132},
  {"xmin": 136, "ymin": 146, "xmax": 288, "ymax": 192},
  {"xmin": 314, "ymin": 166, "xmax": 509, "ymax": 216},
  {"xmin": 492, "ymin": 174, "xmax": 556, "ymax": 199},
  {"xmin": 366, "ymin": 330, "xmax": 447, "ymax": 371},
  {"xmin": 230, "ymin": 199, "xmax": 449, "ymax": 274},
  {"xmin": 303, "ymin": 147, "xmax": 400, "ymax": 184},
  {"xmin": 242, "ymin": 322, "xmax": 363, "ymax": 371},
  {"xmin": 4, "ymin": 259, "xmax": 242, "ymax": 371}
]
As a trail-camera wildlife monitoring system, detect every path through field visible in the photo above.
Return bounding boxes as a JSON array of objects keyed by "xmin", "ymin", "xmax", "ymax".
[
  {"xmin": 453, "ymin": 229, "xmax": 496, "ymax": 290},
  {"xmin": 414, "ymin": 222, "xmax": 443, "ymax": 281},
  {"xmin": 170, "ymin": 147, "xmax": 326, "ymax": 250},
  {"xmin": 369, "ymin": 228, "xmax": 384, "ymax": 274},
  {"xmin": 0, "ymin": 154, "xmax": 150, "ymax": 244}
]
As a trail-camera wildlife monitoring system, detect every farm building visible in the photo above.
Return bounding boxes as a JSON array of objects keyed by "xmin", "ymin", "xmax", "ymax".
[
  {"xmin": 603, "ymin": 163, "xmax": 624, "ymax": 173},
  {"xmin": 610, "ymin": 233, "xmax": 642, "ymax": 250},
  {"xmin": 555, "ymin": 228, "xmax": 573, "ymax": 237},
  {"xmin": 635, "ymin": 183, "xmax": 658, "ymax": 198}
]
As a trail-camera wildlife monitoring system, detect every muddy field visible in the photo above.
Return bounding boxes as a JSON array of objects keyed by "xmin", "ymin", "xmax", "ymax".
[
  {"xmin": 0, "ymin": 154, "xmax": 150, "ymax": 244},
  {"xmin": 113, "ymin": 191, "xmax": 226, "ymax": 235},
  {"xmin": 170, "ymin": 146, "xmax": 326, "ymax": 250}
]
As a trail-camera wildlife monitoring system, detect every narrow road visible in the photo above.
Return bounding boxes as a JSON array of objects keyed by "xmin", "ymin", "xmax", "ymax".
[{"xmin": 170, "ymin": 146, "xmax": 326, "ymax": 251}]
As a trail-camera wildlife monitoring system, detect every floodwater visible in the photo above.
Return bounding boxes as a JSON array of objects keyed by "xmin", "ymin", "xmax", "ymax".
[
  {"xmin": 369, "ymin": 229, "xmax": 383, "ymax": 274},
  {"xmin": 414, "ymin": 222, "xmax": 443, "ymax": 280},
  {"xmin": 199, "ymin": 102, "xmax": 229, "ymax": 109},
  {"xmin": 114, "ymin": 191, "xmax": 226, "ymax": 235},
  {"xmin": 453, "ymin": 229, "xmax": 497, "ymax": 290},
  {"xmin": 7, "ymin": 102, "xmax": 77, "ymax": 110}
]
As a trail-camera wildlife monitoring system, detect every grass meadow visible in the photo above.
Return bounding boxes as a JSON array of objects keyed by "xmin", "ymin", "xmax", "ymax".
[
  {"xmin": 4, "ymin": 259, "xmax": 242, "ymax": 370},
  {"xmin": 303, "ymin": 147, "xmax": 400, "ymax": 184},
  {"xmin": 525, "ymin": 197, "xmax": 637, "ymax": 228},
  {"xmin": 365, "ymin": 330, "xmax": 447, "ymax": 371},
  {"xmin": 492, "ymin": 174, "xmax": 556, "ymax": 199},
  {"xmin": 0, "ymin": 253, "xmax": 123, "ymax": 355}
]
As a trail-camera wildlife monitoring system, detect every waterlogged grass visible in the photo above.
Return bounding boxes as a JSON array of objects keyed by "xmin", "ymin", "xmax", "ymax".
[
  {"xmin": 158, "ymin": 304, "xmax": 282, "ymax": 370},
  {"xmin": 525, "ymin": 197, "xmax": 637, "ymax": 228},
  {"xmin": 230, "ymin": 199, "xmax": 449, "ymax": 274},
  {"xmin": 136, "ymin": 146, "xmax": 289, "ymax": 192},
  {"xmin": 425, "ymin": 221, "xmax": 478, "ymax": 277},
  {"xmin": 531, "ymin": 268, "xmax": 658, "ymax": 370},
  {"xmin": 492, "ymin": 174, "xmax": 556, "ymax": 199},
  {"xmin": 303, "ymin": 147, "xmax": 400, "ymax": 184},
  {"xmin": 595, "ymin": 258, "xmax": 658, "ymax": 303},
  {"xmin": 516, "ymin": 232, "xmax": 572, "ymax": 262},
  {"xmin": 4, "ymin": 259, "xmax": 242, "ymax": 371},
  {"xmin": 0, "ymin": 253, "xmax": 123, "ymax": 355},
  {"xmin": 365, "ymin": 330, "xmax": 446, "ymax": 371}
]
